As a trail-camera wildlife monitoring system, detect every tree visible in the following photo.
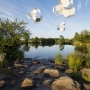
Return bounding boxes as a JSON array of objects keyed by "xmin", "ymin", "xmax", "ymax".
[
  {"xmin": 59, "ymin": 35, "xmax": 65, "ymax": 45},
  {"xmin": 74, "ymin": 30, "xmax": 90, "ymax": 43},
  {"xmin": 0, "ymin": 18, "xmax": 30, "ymax": 47},
  {"xmin": 0, "ymin": 18, "xmax": 31, "ymax": 60},
  {"xmin": 74, "ymin": 32, "xmax": 79, "ymax": 41},
  {"xmin": 23, "ymin": 31, "xmax": 31, "ymax": 45}
]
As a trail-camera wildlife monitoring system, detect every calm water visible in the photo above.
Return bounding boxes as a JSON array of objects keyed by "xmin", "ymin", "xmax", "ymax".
[{"xmin": 20, "ymin": 45, "xmax": 75, "ymax": 59}]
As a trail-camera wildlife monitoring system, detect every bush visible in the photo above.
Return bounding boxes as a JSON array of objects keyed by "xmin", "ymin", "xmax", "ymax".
[
  {"xmin": 75, "ymin": 44, "xmax": 88, "ymax": 53},
  {"xmin": 69, "ymin": 72, "xmax": 82, "ymax": 81},
  {"xmin": 5, "ymin": 47, "xmax": 24, "ymax": 61},
  {"xmin": 0, "ymin": 60, "xmax": 7, "ymax": 67},
  {"xmin": 73, "ymin": 41, "xmax": 82, "ymax": 46},
  {"xmin": 54, "ymin": 53, "xmax": 63, "ymax": 65},
  {"xmin": 85, "ymin": 44, "xmax": 90, "ymax": 67},
  {"xmin": 85, "ymin": 53, "xmax": 90, "ymax": 68},
  {"xmin": 67, "ymin": 52, "xmax": 85, "ymax": 71}
]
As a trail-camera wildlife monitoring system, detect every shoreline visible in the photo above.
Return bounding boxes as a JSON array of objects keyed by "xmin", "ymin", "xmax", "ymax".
[{"xmin": 0, "ymin": 58, "xmax": 89, "ymax": 90}]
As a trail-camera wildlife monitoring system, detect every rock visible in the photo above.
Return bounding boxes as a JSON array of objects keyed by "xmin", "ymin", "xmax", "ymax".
[
  {"xmin": 18, "ymin": 71, "xmax": 25, "ymax": 74},
  {"xmin": 0, "ymin": 80, "xmax": 5, "ymax": 87},
  {"xmin": 21, "ymin": 78, "xmax": 33, "ymax": 88},
  {"xmin": 7, "ymin": 67, "xmax": 12, "ymax": 69},
  {"xmin": 32, "ymin": 61, "xmax": 37, "ymax": 64},
  {"xmin": 34, "ymin": 66, "xmax": 46, "ymax": 75},
  {"xmin": 12, "ymin": 80, "xmax": 17, "ymax": 84},
  {"xmin": 44, "ymin": 69, "xmax": 60, "ymax": 77},
  {"xmin": 52, "ymin": 76, "xmax": 80, "ymax": 90},
  {"xmin": 14, "ymin": 63, "xmax": 29, "ymax": 68},
  {"xmin": 83, "ymin": 83, "xmax": 90, "ymax": 90},
  {"xmin": 23, "ymin": 65, "xmax": 29, "ymax": 68},
  {"xmin": 14, "ymin": 63, "xmax": 23, "ymax": 67},
  {"xmin": 14, "ymin": 60, "xmax": 18, "ymax": 64},
  {"xmin": 43, "ymin": 79, "xmax": 52, "ymax": 86},
  {"xmin": 80, "ymin": 68, "xmax": 90, "ymax": 82},
  {"xmin": 65, "ymin": 69, "xmax": 73, "ymax": 74}
]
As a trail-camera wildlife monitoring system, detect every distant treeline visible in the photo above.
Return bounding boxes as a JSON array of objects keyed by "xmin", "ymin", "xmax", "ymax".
[{"xmin": 21, "ymin": 37, "xmax": 73, "ymax": 45}]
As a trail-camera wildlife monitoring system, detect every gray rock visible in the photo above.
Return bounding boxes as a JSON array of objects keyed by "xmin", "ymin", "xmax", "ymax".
[
  {"xmin": 34, "ymin": 66, "xmax": 46, "ymax": 75},
  {"xmin": 43, "ymin": 79, "xmax": 52, "ymax": 86},
  {"xmin": 18, "ymin": 71, "xmax": 25, "ymax": 74},
  {"xmin": 52, "ymin": 76, "xmax": 80, "ymax": 90},
  {"xmin": 0, "ymin": 80, "xmax": 5, "ymax": 87},
  {"xmin": 83, "ymin": 83, "xmax": 90, "ymax": 90},
  {"xmin": 21, "ymin": 78, "xmax": 33, "ymax": 88},
  {"xmin": 44, "ymin": 69, "xmax": 60, "ymax": 77},
  {"xmin": 65, "ymin": 69, "xmax": 73, "ymax": 74}
]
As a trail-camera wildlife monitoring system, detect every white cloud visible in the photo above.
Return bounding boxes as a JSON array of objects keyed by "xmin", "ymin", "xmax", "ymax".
[
  {"xmin": 77, "ymin": 1, "xmax": 82, "ymax": 10},
  {"xmin": 85, "ymin": 0, "xmax": 89, "ymax": 6}
]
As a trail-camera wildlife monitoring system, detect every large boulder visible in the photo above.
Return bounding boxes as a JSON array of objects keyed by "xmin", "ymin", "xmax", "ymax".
[
  {"xmin": 80, "ymin": 68, "xmax": 90, "ymax": 82},
  {"xmin": 44, "ymin": 69, "xmax": 60, "ymax": 77},
  {"xmin": 21, "ymin": 78, "xmax": 33, "ymax": 88},
  {"xmin": 52, "ymin": 76, "xmax": 80, "ymax": 90}
]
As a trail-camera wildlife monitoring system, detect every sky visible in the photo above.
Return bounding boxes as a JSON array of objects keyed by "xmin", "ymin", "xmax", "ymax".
[{"xmin": 0, "ymin": 0, "xmax": 90, "ymax": 39}]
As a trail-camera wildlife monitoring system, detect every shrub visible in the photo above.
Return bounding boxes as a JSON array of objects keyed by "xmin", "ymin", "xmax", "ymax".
[
  {"xmin": 67, "ymin": 52, "xmax": 85, "ymax": 71},
  {"xmin": 5, "ymin": 47, "xmax": 24, "ymax": 61},
  {"xmin": 75, "ymin": 44, "xmax": 88, "ymax": 53},
  {"xmin": 54, "ymin": 53, "xmax": 63, "ymax": 65},
  {"xmin": 69, "ymin": 72, "xmax": 82, "ymax": 81},
  {"xmin": 73, "ymin": 41, "xmax": 82, "ymax": 46},
  {"xmin": 85, "ymin": 53, "xmax": 90, "ymax": 68},
  {"xmin": 85, "ymin": 44, "xmax": 90, "ymax": 67}
]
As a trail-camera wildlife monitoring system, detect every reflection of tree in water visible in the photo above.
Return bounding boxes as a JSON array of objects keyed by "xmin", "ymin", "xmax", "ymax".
[
  {"xmin": 23, "ymin": 45, "xmax": 30, "ymax": 52},
  {"xmin": 34, "ymin": 43, "xmax": 39, "ymax": 49},
  {"xmin": 30, "ymin": 43, "xmax": 54, "ymax": 48},
  {"xmin": 59, "ymin": 44, "xmax": 64, "ymax": 51}
]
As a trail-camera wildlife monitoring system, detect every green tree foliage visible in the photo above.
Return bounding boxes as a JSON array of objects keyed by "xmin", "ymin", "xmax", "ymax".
[
  {"xmin": 31, "ymin": 37, "xmax": 55, "ymax": 44},
  {"xmin": 0, "ymin": 18, "xmax": 31, "ymax": 61},
  {"xmin": 59, "ymin": 35, "xmax": 65, "ymax": 45},
  {"xmin": 74, "ymin": 30, "xmax": 90, "ymax": 43},
  {"xmin": 23, "ymin": 31, "xmax": 31, "ymax": 45},
  {"xmin": 75, "ymin": 44, "xmax": 88, "ymax": 53},
  {"xmin": 23, "ymin": 45, "xmax": 30, "ymax": 52},
  {"xmin": 0, "ymin": 18, "xmax": 30, "ymax": 49}
]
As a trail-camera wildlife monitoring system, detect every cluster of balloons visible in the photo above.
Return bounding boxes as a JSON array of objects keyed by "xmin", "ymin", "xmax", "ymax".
[
  {"xmin": 26, "ymin": 0, "xmax": 75, "ymax": 31},
  {"xmin": 53, "ymin": 0, "xmax": 75, "ymax": 17},
  {"xmin": 57, "ymin": 22, "xmax": 65, "ymax": 31},
  {"xmin": 53, "ymin": 0, "xmax": 75, "ymax": 31},
  {"xmin": 26, "ymin": 8, "xmax": 42, "ymax": 23}
]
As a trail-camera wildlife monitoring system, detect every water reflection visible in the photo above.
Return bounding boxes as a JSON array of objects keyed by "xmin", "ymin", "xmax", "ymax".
[
  {"xmin": 21, "ymin": 44, "xmax": 75, "ymax": 59},
  {"xmin": 29, "ymin": 43, "xmax": 55, "ymax": 49},
  {"xmin": 23, "ymin": 45, "xmax": 30, "ymax": 52},
  {"xmin": 59, "ymin": 44, "xmax": 64, "ymax": 51}
]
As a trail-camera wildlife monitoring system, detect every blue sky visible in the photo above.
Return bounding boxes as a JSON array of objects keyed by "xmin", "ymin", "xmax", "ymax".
[{"xmin": 0, "ymin": 0, "xmax": 90, "ymax": 39}]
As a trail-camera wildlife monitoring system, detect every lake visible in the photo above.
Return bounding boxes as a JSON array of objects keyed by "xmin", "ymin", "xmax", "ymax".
[{"xmin": 20, "ymin": 44, "xmax": 75, "ymax": 59}]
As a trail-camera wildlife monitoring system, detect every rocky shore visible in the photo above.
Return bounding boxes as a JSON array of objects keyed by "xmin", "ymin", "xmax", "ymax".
[{"xmin": 0, "ymin": 58, "xmax": 90, "ymax": 90}]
